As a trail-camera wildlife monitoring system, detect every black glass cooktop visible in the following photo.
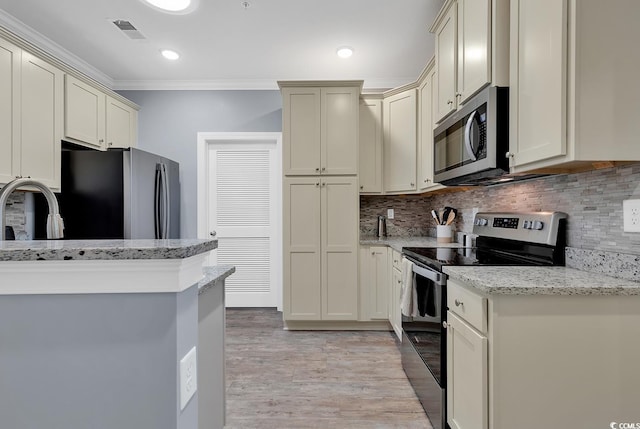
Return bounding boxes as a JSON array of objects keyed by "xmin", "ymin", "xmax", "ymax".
[{"xmin": 402, "ymin": 246, "xmax": 552, "ymax": 271}]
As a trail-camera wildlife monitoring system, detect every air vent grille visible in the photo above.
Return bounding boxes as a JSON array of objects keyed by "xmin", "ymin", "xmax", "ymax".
[{"xmin": 112, "ymin": 20, "xmax": 146, "ymax": 40}]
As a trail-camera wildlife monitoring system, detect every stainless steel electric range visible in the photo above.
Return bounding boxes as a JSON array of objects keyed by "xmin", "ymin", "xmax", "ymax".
[{"xmin": 400, "ymin": 211, "xmax": 568, "ymax": 429}]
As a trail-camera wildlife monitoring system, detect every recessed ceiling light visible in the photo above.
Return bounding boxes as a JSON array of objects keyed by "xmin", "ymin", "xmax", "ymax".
[
  {"xmin": 161, "ymin": 49, "xmax": 180, "ymax": 60},
  {"xmin": 140, "ymin": 0, "xmax": 197, "ymax": 13},
  {"xmin": 337, "ymin": 46, "xmax": 354, "ymax": 59}
]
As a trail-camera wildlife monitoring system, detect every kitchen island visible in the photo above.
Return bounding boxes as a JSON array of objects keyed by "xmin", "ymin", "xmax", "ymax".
[
  {"xmin": 442, "ymin": 265, "xmax": 640, "ymax": 429},
  {"xmin": 0, "ymin": 239, "xmax": 230, "ymax": 429}
]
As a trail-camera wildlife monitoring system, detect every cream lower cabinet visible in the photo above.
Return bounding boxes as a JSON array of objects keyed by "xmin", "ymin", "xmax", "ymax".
[
  {"xmin": 389, "ymin": 251, "xmax": 402, "ymax": 340},
  {"xmin": 447, "ymin": 277, "xmax": 640, "ymax": 428},
  {"xmin": 284, "ymin": 176, "xmax": 358, "ymax": 321},
  {"xmin": 1, "ymin": 48, "xmax": 64, "ymax": 190},
  {"xmin": 383, "ymin": 89, "xmax": 417, "ymax": 193},
  {"xmin": 509, "ymin": 0, "xmax": 640, "ymax": 172},
  {"xmin": 359, "ymin": 246, "xmax": 388, "ymax": 321}
]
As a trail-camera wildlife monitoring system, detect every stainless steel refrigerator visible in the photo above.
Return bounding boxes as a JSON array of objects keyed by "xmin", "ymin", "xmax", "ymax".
[{"xmin": 34, "ymin": 147, "xmax": 180, "ymax": 239}]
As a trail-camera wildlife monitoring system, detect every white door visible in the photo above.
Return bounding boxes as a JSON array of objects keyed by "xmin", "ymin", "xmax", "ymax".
[{"xmin": 200, "ymin": 134, "xmax": 281, "ymax": 308}]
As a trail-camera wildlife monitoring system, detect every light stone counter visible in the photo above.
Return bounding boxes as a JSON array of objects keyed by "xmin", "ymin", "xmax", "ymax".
[
  {"xmin": 199, "ymin": 265, "xmax": 235, "ymax": 295},
  {"xmin": 0, "ymin": 239, "xmax": 216, "ymax": 261},
  {"xmin": 443, "ymin": 265, "xmax": 640, "ymax": 296},
  {"xmin": 360, "ymin": 236, "xmax": 463, "ymax": 252}
]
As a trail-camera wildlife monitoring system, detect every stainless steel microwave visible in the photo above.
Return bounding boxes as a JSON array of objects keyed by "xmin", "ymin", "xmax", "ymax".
[{"xmin": 433, "ymin": 86, "xmax": 509, "ymax": 186}]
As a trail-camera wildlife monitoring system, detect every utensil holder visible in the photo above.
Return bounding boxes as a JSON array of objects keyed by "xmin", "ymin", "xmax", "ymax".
[{"xmin": 436, "ymin": 225, "xmax": 453, "ymax": 243}]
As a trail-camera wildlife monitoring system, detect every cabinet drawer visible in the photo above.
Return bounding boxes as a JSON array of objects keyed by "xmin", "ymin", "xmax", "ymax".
[
  {"xmin": 391, "ymin": 249, "xmax": 402, "ymax": 271},
  {"xmin": 448, "ymin": 280, "xmax": 487, "ymax": 333}
]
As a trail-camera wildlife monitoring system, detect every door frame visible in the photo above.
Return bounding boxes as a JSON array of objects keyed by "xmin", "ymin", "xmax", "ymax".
[{"xmin": 197, "ymin": 132, "xmax": 283, "ymax": 310}]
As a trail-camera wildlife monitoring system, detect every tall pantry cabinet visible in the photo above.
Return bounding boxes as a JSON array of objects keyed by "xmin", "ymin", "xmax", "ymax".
[{"xmin": 279, "ymin": 81, "xmax": 362, "ymax": 326}]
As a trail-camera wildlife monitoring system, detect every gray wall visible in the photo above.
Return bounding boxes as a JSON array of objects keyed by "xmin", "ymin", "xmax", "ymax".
[{"xmin": 118, "ymin": 90, "xmax": 282, "ymax": 239}]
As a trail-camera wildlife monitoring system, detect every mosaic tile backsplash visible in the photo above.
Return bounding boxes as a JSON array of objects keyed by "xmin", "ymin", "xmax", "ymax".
[
  {"xmin": 361, "ymin": 163, "xmax": 640, "ymax": 256},
  {"xmin": 4, "ymin": 192, "xmax": 26, "ymax": 233}
]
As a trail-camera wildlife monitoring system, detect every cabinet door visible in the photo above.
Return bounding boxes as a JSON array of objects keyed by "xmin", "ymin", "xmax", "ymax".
[
  {"xmin": 106, "ymin": 96, "xmax": 138, "ymax": 149},
  {"xmin": 282, "ymin": 87, "xmax": 321, "ymax": 175},
  {"xmin": 0, "ymin": 38, "xmax": 20, "ymax": 185},
  {"xmin": 383, "ymin": 89, "xmax": 417, "ymax": 193},
  {"xmin": 435, "ymin": 2, "xmax": 457, "ymax": 122},
  {"xmin": 358, "ymin": 97, "xmax": 383, "ymax": 193},
  {"xmin": 283, "ymin": 178, "xmax": 321, "ymax": 320},
  {"xmin": 321, "ymin": 87, "xmax": 358, "ymax": 175},
  {"xmin": 20, "ymin": 52, "xmax": 62, "ymax": 189},
  {"xmin": 509, "ymin": 0, "xmax": 568, "ymax": 168},
  {"xmin": 447, "ymin": 311, "xmax": 488, "ymax": 429},
  {"xmin": 64, "ymin": 74, "xmax": 105, "ymax": 149},
  {"xmin": 457, "ymin": 0, "xmax": 491, "ymax": 103},
  {"xmin": 390, "ymin": 267, "xmax": 402, "ymax": 340},
  {"xmin": 321, "ymin": 176, "xmax": 358, "ymax": 321},
  {"xmin": 362, "ymin": 246, "xmax": 388, "ymax": 320},
  {"xmin": 418, "ymin": 70, "xmax": 441, "ymax": 192}
]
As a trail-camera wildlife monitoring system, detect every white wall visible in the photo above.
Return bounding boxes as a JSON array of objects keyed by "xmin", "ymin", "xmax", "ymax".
[{"xmin": 118, "ymin": 90, "xmax": 282, "ymax": 238}]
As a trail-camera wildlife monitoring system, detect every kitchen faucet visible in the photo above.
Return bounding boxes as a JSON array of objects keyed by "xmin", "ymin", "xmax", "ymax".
[{"xmin": 0, "ymin": 177, "xmax": 64, "ymax": 240}]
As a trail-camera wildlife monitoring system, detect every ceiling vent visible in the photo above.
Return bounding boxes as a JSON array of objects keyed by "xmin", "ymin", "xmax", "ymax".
[{"xmin": 112, "ymin": 20, "xmax": 146, "ymax": 40}]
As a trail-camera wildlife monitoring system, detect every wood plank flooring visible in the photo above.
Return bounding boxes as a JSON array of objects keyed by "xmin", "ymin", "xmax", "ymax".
[{"xmin": 224, "ymin": 308, "xmax": 433, "ymax": 429}]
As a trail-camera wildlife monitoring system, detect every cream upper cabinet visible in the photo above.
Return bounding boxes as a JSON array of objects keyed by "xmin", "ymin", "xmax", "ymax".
[
  {"xmin": 383, "ymin": 89, "xmax": 417, "ymax": 193},
  {"xmin": 106, "ymin": 96, "xmax": 138, "ymax": 149},
  {"xmin": 431, "ymin": 0, "xmax": 509, "ymax": 123},
  {"xmin": 19, "ymin": 51, "xmax": 63, "ymax": 190},
  {"xmin": 65, "ymin": 76, "xmax": 138, "ymax": 150},
  {"xmin": 280, "ymin": 82, "xmax": 361, "ymax": 176},
  {"xmin": 418, "ymin": 65, "xmax": 444, "ymax": 192},
  {"xmin": 359, "ymin": 246, "xmax": 389, "ymax": 321},
  {"xmin": 509, "ymin": 0, "xmax": 640, "ymax": 172},
  {"xmin": 358, "ymin": 96, "xmax": 383, "ymax": 193},
  {"xmin": 283, "ymin": 176, "xmax": 358, "ymax": 322},
  {"xmin": 64, "ymin": 75, "xmax": 106, "ymax": 150},
  {"xmin": 0, "ymin": 37, "xmax": 20, "ymax": 185}
]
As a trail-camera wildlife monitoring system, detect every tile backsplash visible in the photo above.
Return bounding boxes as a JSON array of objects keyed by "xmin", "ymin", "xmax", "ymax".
[
  {"xmin": 362, "ymin": 163, "xmax": 640, "ymax": 256},
  {"xmin": 4, "ymin": 192, "xmax": 26, "ymax": 233}
]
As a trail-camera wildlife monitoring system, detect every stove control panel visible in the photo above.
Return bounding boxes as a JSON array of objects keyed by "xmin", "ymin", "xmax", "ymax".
[{"xmin": 472, "ymin": 211, "xmax": 567, "ymax": 245}]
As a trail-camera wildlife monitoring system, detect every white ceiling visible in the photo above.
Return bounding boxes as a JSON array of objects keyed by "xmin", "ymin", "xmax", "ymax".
[{"xmin": 0, "ymin": 0, "xmax": 444, "ymax": 90}]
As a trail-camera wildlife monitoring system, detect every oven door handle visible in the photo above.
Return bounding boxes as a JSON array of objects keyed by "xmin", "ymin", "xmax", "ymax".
[{"xmin": 411, "ymin": 262, "xmax": 445, "ymax": 285}]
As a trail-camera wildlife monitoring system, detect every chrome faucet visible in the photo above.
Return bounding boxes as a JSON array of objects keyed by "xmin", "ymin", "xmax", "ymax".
[{"xmin": 0, "ymin": 177, "xmax": 64, "ymax": 240}]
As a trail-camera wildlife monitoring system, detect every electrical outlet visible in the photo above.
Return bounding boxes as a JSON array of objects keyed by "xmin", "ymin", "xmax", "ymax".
[
  {"xmin": 387, "ymin": 208, "xmax": 395, "ymax": 219},
  {"xmin": 623, "ymin": 199, "xmax": 640, "ymax": 232},
  {"xmin": 179, "ymin": 346, "xmax": 197, "ymax": 410}
]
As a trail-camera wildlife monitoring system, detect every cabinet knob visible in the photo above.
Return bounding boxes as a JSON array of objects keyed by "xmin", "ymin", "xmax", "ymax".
[
  {"xmin": 397, "ymin": 279, "xmax": 401, "ymax": 284},
  {"xmin": 505, "ymin": 152, "xmax": 514, "ymax": 158},
  {"xmin": 315, "ymin": 167, "xmax": 320, "ymax": 172},
  {"xmin": 371, "ymin": 252, "xmax": 375, "ymax": 256},
  {"xmin": 410, "ymin": 182, "xmax": 415, "ymax": 187},
  {"xmin": 108, "ymin": 142, "xmax": 113, "ymax": 147},
  {"xmin": 360, "ymin": 185, "xmax": 364, "ymax": 190},
  {"xmin": 321, "ymin": 182, "xmax": 326, "ymax": 187},
  {"xmin": 424, "ymin": 179, "xmax": 430, "ymax": 183},
  {"xmin": 455, "ymin": 93, "xmax": 462, "ymax": 98},
  {"xmin": 209, "ymin": 231, "xmax": 217, "ymax": 237},
  {"xmin": 321, "ymin": 167, "xmax": 326, "ymax": 172},
  {"xmin": 447, "ymin": 100, "xmax": 453, "ymax": 105},
  {"xmin": 316, "ymin": 182, "xmax": 320, "ymax": 187},
  {"xmin": 99, "ymin": 139, "xmax": 104, "ymax": 143},
  {"xmin": 442, "ymin": 321, "xmax": 449, "ymax": 329},
  {"xmin": 454, "ymin": 299, "xmax": 464, "ymax": 307}
]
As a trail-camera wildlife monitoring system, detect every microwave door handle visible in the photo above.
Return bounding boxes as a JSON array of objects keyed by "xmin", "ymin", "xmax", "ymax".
[{"xmin": 464, "ymin": 110, "xmax": 478, "ymax": 161}]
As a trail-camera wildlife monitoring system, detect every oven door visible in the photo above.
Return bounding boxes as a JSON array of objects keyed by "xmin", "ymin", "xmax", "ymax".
[{"xmin": 401, "ymin": 257, "xmax": 447, "ymax": 429}]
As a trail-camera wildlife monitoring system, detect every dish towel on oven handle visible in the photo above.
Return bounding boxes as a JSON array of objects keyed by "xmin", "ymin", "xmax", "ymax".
[{"xmin": 400, "ymin": 257, "xmax": 418, "ymax": 317}]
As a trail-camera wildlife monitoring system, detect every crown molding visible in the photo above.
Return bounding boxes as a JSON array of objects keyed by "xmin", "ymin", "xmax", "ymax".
[
  {"xmin": 0, "ymin": 10, "xmax": 114, "ymax": 88},
  {"xmin": 113, "ymin": 79, "xmax": 282, "ymax": 91}
]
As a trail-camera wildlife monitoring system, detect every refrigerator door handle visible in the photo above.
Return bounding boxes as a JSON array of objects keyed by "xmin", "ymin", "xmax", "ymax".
[
  {"xmin": 155, "ymin": 164, "xmax": 162, "ymax": 239},
  {"xmin": 160, "ymin": 163, "xmax": 170, "ymax": 239}
]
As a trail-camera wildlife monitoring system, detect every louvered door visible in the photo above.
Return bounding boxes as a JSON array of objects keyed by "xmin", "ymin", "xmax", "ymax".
[{"xmin": 208, "ymin": 143, "xmax": 278, "ymax": 307}]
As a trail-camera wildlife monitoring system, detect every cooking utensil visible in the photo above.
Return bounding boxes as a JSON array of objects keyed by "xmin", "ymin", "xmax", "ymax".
[
  {"xmin": 430, "ymin": 210, "xmax": 441, "ymax": 226},
  {"xmin": 441, "ymin": 207, "xmax": 452, "ymax": 225},
  {"xmin": 445, "ymin": 208, "xmax": 457, "ymax": 225}
]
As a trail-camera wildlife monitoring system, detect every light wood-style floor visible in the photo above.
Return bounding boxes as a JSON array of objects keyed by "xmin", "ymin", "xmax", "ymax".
[{"xmin": 224, "ymin": 308, "xmax": 433, "ymax": 429}]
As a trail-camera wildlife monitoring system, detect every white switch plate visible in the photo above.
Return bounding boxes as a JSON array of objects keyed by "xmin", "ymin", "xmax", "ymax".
[
  {"xmin": 387, "ymin": 208, "xmax": 394, "ymax": 219},
  {"xmin": 623, "ymin": 199, "xmax": 640, "ymax": 232},
  {"xmin": 179, "ymin": 346, "xmax": 197, "ymax": 410}
]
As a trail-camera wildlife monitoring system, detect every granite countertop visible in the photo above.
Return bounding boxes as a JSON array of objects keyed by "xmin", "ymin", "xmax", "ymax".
[
  {"xmin": 360, "ymin": 236, "xmax": 463, "ymax": 252},
  {"xmin": 199, "ymin": 265, "xmax": 236, "ymax": 295},
  {"xmin": 0, "ymin": 239, "xmax": 217, "ymax": 261},
  {"xmin": 443, "ymin": 266, "xmax": 640, "ymax": 296}
]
